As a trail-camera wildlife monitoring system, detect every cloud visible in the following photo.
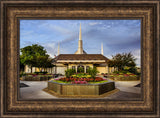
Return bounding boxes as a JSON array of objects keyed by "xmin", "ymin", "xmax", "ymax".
[
  {"xmin": 44, "ymin": 24, "xmax": 72, "ymax": 35},
  {"xmin": 42, "ymin": 41, "xmax": 57, "ymax": 58},
  {"xmin": 132, "ymin": 49, "xmax": 141, "ymax": 66},
  {"xmin": 20, "ymin": 20, "xmax": 141, "ymax": 66},
  {"xmin": 89, "ymin": 22, "xmax": 102, "ymax": 26}
]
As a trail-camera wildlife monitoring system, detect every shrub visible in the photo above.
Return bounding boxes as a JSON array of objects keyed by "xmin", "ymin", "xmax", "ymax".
[
  {"xmin": 109, "ymin": 73, "xmax": 139, "ymax": 81},
  {"xmin": 20, "ymin": 72, "xmax": 26, "ymax": 77},
  {"xmin": 128, "ymin": 67, "xmax": 139, "ymax": 75},
  {"xmin": 77, "ymin": 67, "xmax": 84, "ymax": 73},
  {"xmin": 23, "ymin": 76, "xmax": 40, "ymax": 81},
  {"xmin": 65, "ymin": 69, "xmax": 76, "ymax": 78},
  {"xmin": 22, "ymin": 74, "xmax": 53, "ymax": 81},
  {"xmin": 87, "ymin": 66, "xmax": 99, "ymax": 79},
  {"xmin": 113, "ymin": 71, "xmax": 119, "ymax": 74},
  {"xmin": 34, "ymin": 71, "xmax": 48, "ymax": 74}
]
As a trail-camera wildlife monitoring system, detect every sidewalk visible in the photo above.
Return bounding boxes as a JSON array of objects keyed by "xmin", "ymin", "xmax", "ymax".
[
  {"xmin": 20, "ymin": 80, "xmax": 141, "ymax": 100},
  {"xmin": 20, "ymin": 81, "xmax": 56, "ymax": 99}
]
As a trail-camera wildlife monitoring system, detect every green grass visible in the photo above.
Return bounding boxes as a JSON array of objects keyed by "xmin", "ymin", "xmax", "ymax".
[
  {"xmin": 88, "ymin": 80, "xmax": 108, "ymax": 84},
  {"xmin": 51, "ymin": 80, "xmax": 108, "ymax": 84},
  {"xmin": 51, "ymin": 80, "xmax": 71, "ymax": 84}
]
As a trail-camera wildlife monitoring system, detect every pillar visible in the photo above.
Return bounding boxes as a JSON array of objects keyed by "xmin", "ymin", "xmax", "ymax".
[
  {"xmin": 84, "ymin": 66, "xmax": 86, "ymax": 73},
  {"xmin": 76, "ymin": 66, "xmax": 77, "ymax": 73}
]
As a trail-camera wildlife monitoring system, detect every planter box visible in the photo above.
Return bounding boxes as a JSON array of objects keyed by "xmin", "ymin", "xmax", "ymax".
[
  {"xmin": 109, "ymin": 76, "xmax": 139, "ymax": 81},
  {"xmin": 22, "ymin": 76, "xmax": 40, "ymax": 81},
  {"xmin": 22, "ymin": 76, "xmax": 53, "ymax": 81},
  {"xmin": 48, "ymin": 81, "xmax": 115, "ymax": 95}
]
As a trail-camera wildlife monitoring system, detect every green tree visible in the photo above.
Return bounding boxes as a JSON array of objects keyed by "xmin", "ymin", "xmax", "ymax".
[
  {"xmin": 35, "ymin": 55, "xmax": 54, "ymax": 72},
  {"xmin": 20, "ymin": 56, "xmax": 25, "ymax": 72},
  {"xmin": 20, "ymin": 44, "xmax": 52, "ymax": 73},
  {"xmin": 108, "ymin": 52, "xmax": 136, "ymax": 71}
]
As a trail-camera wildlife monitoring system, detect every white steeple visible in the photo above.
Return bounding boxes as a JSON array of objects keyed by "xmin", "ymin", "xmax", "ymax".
[
  {"xmin": 79, "ymin": 23, "xmax": 82, "ymax": 40},
  {"xmin": 57, "ymin": 42, "xmax": 60, "ymax": 55},
  {"xmin": 74, "ymin": 23, "xmax": 87, "ymax": 54},
  {"xmin": 101, "ymin": 43, "xmax": 103, "ymax": 55}
]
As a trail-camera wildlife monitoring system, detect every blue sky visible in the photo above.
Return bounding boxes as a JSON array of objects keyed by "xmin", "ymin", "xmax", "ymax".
[{"xmin": 20, "ymin": 20, "xmax": 141, "ymax": 66}]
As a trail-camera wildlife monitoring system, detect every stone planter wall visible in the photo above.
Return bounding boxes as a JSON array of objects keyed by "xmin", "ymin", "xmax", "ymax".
[
  {"xmin": 108, "ymin": 75, "xmax": 139, "ymax": 81},
  {"xmin": 22, "ymin": 76, "xmax": 52, "ymax": 81},
  {"xmin": 48, "ymin": 81, "xmax": 115, "ymax": 95}
]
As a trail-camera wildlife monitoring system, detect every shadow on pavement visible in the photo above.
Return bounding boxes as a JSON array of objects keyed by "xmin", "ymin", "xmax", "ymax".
[
  {"xmin": 134, "ymin": 83, "xmax": 141, "ymax": 87},
  {"xmin": 20, "ymin": 83, "xmax": 29, "ymax": 88}
]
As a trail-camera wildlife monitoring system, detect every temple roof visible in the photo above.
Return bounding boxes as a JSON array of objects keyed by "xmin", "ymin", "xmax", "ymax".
[{"xmin": 53, "ymin": 54, "xmax": 109, "ymax": 62}]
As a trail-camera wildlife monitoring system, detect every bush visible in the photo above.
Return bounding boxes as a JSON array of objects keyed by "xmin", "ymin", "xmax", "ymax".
[
  {"xmin": 113, "ymin": 71, "xmax": 119, "ymax": 74},
  {"xmin": 113, "ymin": 70, "xmax": 128, "ymax": 74},
  {"xmin": 34, "ymin": 71, "xmax": 48, "ymax": 74},
  {"xmin": 22, "ymin": 74, "xmax": 53, "ymax": 81},
  {"xmin": 23, "ymin": 76, "xmax": 40, "ymax": 81},
  {"xmin": 20, "ymin": 72, "xmax": 26, "ymax": 77},
  {"xmin": 87, "ymin": 66, "xmax": 99, "ymax": 79},
  {"xmin": 109, "ymin": 73, "xmax": 140, "ymax": 81},
  {"xmin": 65, "ymin": 69, "xmax": 76, "ymax": 78},
  {"xmin": 128, "ymin": 67, "xmax": 140, "ymax": 75},
  {"xmin": 77, "ymin": 67, "xmax": 84, "ymax": 73}
]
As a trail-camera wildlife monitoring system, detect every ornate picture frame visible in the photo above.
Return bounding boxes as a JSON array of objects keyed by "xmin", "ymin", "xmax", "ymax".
[{"xmin": 0, "ymin": 0, "xmax": 159, "ymax": 117}]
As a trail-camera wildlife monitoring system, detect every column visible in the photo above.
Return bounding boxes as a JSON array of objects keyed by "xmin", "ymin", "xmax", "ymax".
[
  {"xmin": 76, "ymin": 66, "xmax": 77, "ymax": 73},
  {"xmin": 84, "ymin": 66, "xmax": 86, "ymax": 73}
]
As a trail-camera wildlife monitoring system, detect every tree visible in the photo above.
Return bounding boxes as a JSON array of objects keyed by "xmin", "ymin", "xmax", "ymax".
[
  {"xmin": 20, "ymin": 44, "xmax": 52, "ymax": 73},
  {"xmin": 35, "ymin": 55, "xmax": 54, "ymax": 72},
  {"xmin": 20, "ymin": 56, "xmax": 25, "ymax": 72},
  {"xmin": 108, "ymin": 52, "xmax": 136, "ymax": 71}
]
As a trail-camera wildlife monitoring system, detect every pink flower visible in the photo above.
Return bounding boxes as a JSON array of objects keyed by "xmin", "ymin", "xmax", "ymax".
[
  {"xmin": 73, "ymin": 80, "xmax": 88, "ymax": 84},
  {"xmin": 54, "ymin": 78, "xmax": 60, "ymax": 80},
  {"xmin": 74, "ymin": 81, "xmax": 78, "ymax": 84},
  {"xmin": 124, "ymin": 74, "xmax": 129, "ymax": 77}
]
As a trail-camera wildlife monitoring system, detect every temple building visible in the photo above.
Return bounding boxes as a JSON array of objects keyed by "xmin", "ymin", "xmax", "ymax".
[
  {"xmin": 52, "ymin": 24, "xmax": 113, "ymax": 75},
  {"xmin": 24, "ymin": 24, "xmax": 115, "ymax": 74}
]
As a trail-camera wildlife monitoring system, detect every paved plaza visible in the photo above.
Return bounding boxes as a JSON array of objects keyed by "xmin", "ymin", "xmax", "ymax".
[{"xmin": 20, "ymin": 79, "xmax": 141, "ymax": 100}]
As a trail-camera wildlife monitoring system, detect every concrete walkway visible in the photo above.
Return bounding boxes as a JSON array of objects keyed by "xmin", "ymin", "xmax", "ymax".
[
  {"xmin": 20, "ymin": 81, "xmax": 56, "ymax": 99},
  {"xmin": 20, "ymin": 80, "xmax": 141, "ymax": 100},
  {"xmin": 104, "ymin": 81, "xmax": 141, "ymax": 100}
]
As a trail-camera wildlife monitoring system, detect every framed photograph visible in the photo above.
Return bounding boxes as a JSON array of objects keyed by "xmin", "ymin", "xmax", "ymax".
[
  {"xmin": 19, "ymin": 19, "xmax": 141, "ymax": 100},
  {"xmin": 0, "ymin": 0, "xmax": 159, "ymax": 117}
]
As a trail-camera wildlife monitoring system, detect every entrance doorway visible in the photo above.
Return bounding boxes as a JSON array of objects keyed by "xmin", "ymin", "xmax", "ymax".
[{"xmin": 77, "ymin": 65, "xmax": 84, "ymax": 73}]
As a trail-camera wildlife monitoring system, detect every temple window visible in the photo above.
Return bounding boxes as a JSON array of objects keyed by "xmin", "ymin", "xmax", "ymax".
[
  {"xmin": 86, "ymin": 66, "xmax": 90, "ymax": 73},
  {"xmin": 72, "ymin": 66, "xmax": 76, "ymax": 70}
]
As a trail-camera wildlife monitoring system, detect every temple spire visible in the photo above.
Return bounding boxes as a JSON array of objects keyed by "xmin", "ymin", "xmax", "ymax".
[
  {"xmin": 78, "ymin": 23, "xmax": 83, "ymax": 54},
  {"xmin": 57, "ymin": 42, "xmax": 60, "ymax": 55},
  {"xmin": 101, "ymin": 43, "xmax": 103, "ymax": 55},
  {"xmin": 79, "ymin": 23, "xmax": 82, "ymax": 40},
  {"xmin": 74, "ymin": 23, "xmax": 87, "ymax": 54}
]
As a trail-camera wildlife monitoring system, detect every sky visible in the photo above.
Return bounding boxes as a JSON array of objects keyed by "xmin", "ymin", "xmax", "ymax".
[{"xmin": 20, "ymin": 20, "xmax": 141, "ymax": 66}]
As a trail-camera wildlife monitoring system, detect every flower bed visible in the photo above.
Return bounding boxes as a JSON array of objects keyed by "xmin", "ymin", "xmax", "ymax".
[
  {"xmin": 53, "ymin": 76, "xmax": 106, "ymax": 84},
  {"xmin": 48, "ymin": 72, "xmax": 115, "ymax": 96},
  {"xmin": 108, "ymin": 72, "xmax": 139, "ymax": 81}
]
